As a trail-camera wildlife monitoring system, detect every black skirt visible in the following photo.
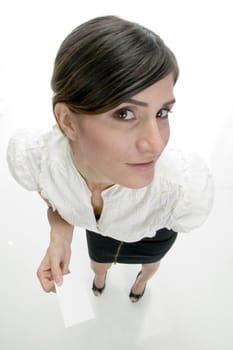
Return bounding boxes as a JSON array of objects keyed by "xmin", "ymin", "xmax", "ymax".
[{"xmin": 86, "ymin": 228, "xmax": 178, "ymax": 264}]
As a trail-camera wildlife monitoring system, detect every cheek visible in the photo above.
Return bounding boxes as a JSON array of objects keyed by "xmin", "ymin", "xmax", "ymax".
[
  {"xmin": 166, "ymin": 127, "xmax": 170, "ymax": 143},
  {"xmin": 78, "ymin": 121, "xmax": 132, "ymax": 162},
  {"xmin": 161, "ymin": 123, "xmax": 170, "ymax": 145},
  {"xmin": 83, "ymin": 132, "xmax": 115, "ymax": 160},
  {"xmin": 96, "ymin": 135, "xmax": 131, "ymax": 164}
]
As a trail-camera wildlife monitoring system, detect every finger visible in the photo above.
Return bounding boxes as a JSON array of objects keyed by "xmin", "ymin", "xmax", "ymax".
[
  {"xmin": 62, "ymin": 251, "xmax": 71, "ymax": 274},
  {"xmin": 37, "ymin": 267, "xmax": 55, "ymax": 293},
  {"xmin": 44, "ymin": 280, "xmax": 56, "ymax": 293},
  {"xmin": 51, "ymin": 256, "xmax": 63, "ymax": 286},
  {"xmin": 62, "ymin": 262, "xmax": 70, "ymax": 275},
  {"xmin": 37, "ymin": 273, "xmax": 56, "ymax": 293}
]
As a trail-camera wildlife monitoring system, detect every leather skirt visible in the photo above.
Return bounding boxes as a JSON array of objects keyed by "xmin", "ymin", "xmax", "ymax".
[{"xmin": 86, "ymin": 228, "xmax": 178, "ymax": 264}]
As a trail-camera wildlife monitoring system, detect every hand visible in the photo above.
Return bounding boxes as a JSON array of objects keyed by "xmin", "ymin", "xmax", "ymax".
[{"xmin": 37, "ymin": 240, "xmax": 71, "ymax": 293}]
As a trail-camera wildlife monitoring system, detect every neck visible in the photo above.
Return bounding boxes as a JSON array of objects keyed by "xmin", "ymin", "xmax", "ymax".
[{"xmin": 70, "ymin": 143, "xmax": 114, "ymax": 192}]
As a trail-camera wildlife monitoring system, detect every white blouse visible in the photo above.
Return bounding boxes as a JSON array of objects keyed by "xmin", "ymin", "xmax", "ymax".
[{"xmin": 7, "ymin": 125, "xmax": 214, "ymax": 242}]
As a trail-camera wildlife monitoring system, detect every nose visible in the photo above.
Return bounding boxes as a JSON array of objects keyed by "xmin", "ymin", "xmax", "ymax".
[{"xmin": 135, "ymin": 119, "xmax": 169, "ymax": 156}]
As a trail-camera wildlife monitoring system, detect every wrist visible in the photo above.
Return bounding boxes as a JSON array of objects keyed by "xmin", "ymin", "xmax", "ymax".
[
  {"xmin": 50, "ymin": 227, "xmax": 73, "ymax": 244},
  {"xmin": 47, "ymin": 208, "xmax": 74, "ymax": 243}
]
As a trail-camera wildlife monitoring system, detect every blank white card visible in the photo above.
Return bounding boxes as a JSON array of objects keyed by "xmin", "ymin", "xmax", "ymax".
[{"xmin": 55, "ymin": 273, "xmax": 95, "ymax": 328}]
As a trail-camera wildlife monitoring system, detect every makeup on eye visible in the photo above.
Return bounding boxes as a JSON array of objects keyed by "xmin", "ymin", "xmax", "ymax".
[
  {"xmin": 156, "ymin": 108, "xmax": 173, "ymax": 119},
  {"xmin": 111, "ymin": 97, "xmax": 176, "ymax": 121},
  {"xmin": 112, "ymin": 106, "xmax": 174, "ymax": 121},
  {"xmin": 113, "ymin": 108, "xmax": 135, "ymax": 120}
]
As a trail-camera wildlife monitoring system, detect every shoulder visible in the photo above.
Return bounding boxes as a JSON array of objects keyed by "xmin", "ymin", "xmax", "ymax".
[
  {"xmin": 157, "ymin": 147, "xmax": 215, "ymax": 232},
  {"xmin": 6, "ymin": 125, "xmax": 66, "ymax": 190},
  {"xmin": 156, "ymin": 147, "xmax": 211, "ymax": 187}
]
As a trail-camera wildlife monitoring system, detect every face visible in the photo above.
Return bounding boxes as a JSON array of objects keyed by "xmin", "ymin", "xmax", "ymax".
[{"xmin": 71, "ymin": 73, "xmax": 176, "ymax": 189}]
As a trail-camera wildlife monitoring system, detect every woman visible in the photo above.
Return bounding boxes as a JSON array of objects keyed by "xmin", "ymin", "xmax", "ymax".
[{"xmin": 7, "ymin": 15, "xmax": 214, "ymax": 302}]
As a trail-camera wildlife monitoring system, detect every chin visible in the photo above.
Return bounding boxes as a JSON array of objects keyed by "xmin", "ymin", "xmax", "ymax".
[{"xmin": 122, "ymin": 176, "xmax": 154, "ymax": 189}]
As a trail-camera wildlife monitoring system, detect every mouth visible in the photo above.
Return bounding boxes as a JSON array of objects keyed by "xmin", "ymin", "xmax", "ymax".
[{"xmin": 127, "ymin": 160, "xmax": 155, "ymax": 169}]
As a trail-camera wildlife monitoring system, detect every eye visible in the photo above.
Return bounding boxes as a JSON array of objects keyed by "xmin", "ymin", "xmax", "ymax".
[
  {"xmin": 156, "ymin": 108, "xmax": 172, "ymax": 119},
  {"xmin": 113, "ymin": 108, "xmax": 135, "ymax": 120}
]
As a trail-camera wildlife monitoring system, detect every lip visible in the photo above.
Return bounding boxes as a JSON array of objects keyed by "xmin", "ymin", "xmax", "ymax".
[{"xmin": 127, "ymin": 160, "xmax": 155, "ymax": 169}]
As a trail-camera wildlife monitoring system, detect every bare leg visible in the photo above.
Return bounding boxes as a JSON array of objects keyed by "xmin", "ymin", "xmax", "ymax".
[
  {"xmin": 130, "ymin": 261, "xmax": 160, "ymax": 302},
  {"xmin": 90, "ymin": 259, "xmax": 112, "ymax": 289}
]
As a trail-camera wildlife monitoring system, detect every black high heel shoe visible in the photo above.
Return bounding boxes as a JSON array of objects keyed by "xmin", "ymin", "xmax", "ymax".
[
  {"xmin": 129, "ymin": 271, "xmax": 146, "ymax": 302},
  {"xmin": 92, "ymin": 272, "xmax": 107, "ymax": 296}
]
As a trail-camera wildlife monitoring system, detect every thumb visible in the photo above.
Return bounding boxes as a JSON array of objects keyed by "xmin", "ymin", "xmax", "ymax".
[
  {"xmin": 51, "ymin": 257, "xmax": 63, "ymax": 287},
  {"xmin": 62, "ymin": 260, "xmax": 70, "ymax": 275}
]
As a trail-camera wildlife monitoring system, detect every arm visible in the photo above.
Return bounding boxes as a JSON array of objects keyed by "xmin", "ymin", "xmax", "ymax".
[{"xmin": 37, "ymin": 196, "xmax": 74, "ymax": 292}]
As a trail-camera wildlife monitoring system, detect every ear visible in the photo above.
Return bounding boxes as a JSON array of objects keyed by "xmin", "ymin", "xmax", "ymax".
[{"xmin": 54, "ymin": 103, "xmax": 78, "ymax": 141}]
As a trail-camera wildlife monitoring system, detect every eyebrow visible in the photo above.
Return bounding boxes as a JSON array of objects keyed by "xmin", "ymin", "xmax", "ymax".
[{"xmin": 125, "ymin": 98, "xmax": 176, "ymax": 107}]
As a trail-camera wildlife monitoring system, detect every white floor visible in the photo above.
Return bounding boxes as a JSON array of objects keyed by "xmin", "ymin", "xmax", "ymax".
[{"xmin": 1, "ymin": 119, "xmax": 233, "ymax": 350}]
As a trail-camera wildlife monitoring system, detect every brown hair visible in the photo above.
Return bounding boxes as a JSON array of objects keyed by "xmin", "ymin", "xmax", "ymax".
[{"xmin": 51, "ymin": 15, "xmax": 179, "ymax": 114}]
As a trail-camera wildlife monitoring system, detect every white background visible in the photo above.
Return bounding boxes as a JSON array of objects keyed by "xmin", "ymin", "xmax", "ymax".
[{"xmin": 0, "ymin": 1, "xmax": 233, "ymax": 349}]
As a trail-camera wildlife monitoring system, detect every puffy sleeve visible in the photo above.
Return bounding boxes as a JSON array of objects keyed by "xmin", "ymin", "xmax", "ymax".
[
  {"xmin": 6, "ymin": 131, "xmax": 44, "ymax": 191},
  {"xmin": 168, "ymin": 152, "xmax": 215, "ymax": 233}
]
